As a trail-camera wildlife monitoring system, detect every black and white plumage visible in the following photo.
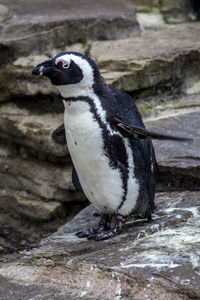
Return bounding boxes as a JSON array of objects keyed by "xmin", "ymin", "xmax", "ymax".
[{"xmin": 32, "ymin": 52, "xmax": 191, "ymax": 241}]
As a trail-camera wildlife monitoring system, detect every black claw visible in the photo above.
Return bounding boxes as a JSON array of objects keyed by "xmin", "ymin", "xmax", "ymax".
[
  {"xmin": 75, "ymin": 231, "xmax": 88, "ymax": 238},
  {"xmin": 93, "ymin": 212, "xmax": 102, "ymax": 217},
  {"xmin": 75, "ymin": 228, "xmax": 96, "ymax": 238},
  {"xmin": 87, "ymin": 234, "xmax": 98, "ymax": 240},
  {"xmin": 95, "ymin": 235, "xmax": 111, "ymax": 241},
  {"xmin": 87, "ymin": 229, "xmax": 121, "ymax": 241}
]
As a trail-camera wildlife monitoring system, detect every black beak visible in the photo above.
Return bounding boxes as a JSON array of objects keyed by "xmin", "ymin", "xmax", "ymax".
[{"xmin": 32, "ymin": 59, "xmax": 56, "ymax": 76}]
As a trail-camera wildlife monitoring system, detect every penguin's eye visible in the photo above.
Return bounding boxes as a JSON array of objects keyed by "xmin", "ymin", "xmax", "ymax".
[
  {"xmin": 62, "ymin": 63, "xmax": 70, "ymax": 69},
  {"xmin": 55, "ymin": 58, "xmax": 70, "ymax": 70}
]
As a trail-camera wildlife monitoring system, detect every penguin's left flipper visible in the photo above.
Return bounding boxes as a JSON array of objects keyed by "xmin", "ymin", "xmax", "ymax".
[
  {"xmin": 52, "ymin": 123, "xmax": 66, "ymax": 145},
  {"xmin": 114, "ymin": 119, "xmax": 193, "ymax": 142}
]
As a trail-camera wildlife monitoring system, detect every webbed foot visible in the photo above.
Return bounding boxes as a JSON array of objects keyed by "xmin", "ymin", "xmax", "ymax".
[
  {"xmin": 76, "ymin": 214, "xmax": 112, "ymax": 238},
  {"xmin": 76, "ymin": 214, "xmax": 126, "ymax": 241}
]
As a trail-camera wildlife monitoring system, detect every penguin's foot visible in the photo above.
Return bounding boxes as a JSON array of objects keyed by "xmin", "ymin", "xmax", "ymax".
[
  {"xmin": 76, "ymin": 214, "xmax": 112, "ymax": 238},
  {"xmin": 87, "ymin": 215, "xmax": 126, "ymax": 241}
]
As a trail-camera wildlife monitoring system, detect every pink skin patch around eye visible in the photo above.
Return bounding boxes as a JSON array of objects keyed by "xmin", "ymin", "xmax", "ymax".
[{"xmin": 55, "ymin": 58, "xmax": 68, "ymax": 67}]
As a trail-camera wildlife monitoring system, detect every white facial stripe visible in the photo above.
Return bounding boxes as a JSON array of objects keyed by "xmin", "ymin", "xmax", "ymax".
[{"xmin": 55, "ymin": 58, "xmax": 68, "ymax": 66}]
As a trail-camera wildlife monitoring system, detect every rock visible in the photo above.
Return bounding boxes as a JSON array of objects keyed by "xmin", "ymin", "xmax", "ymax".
[
  {"xmin": 160, "ymin": 0, "xmax": 194, "ymax": 23},
  {"xmin": 145, "ymin": 109, "xmax": 200, "ymax": 190},
  {"xmin": 0, "ymin": 0, "xmax": 139, "ymax": 59},
  {"xmin": 0, "ymin": 102, "xmax": 66, "ymax": 158},
  {"xmin": 137, "ymin": 93, "xmax": 200, "ymax": 119},
  {"xmin": 0, "ymin": 47, "xmax": 89, "ymax": 101},
  {"xmin": 90, "ymin": 23, "xmax": 200, "ymax": 94},
  {"xmin": 0, "ymin": 186, "xmax": 87, "ymax": 260},
  {"xmin": 0, "ymin": 4, "xmax": 10, "ymax": 22},
  {"xmin": 137, "ymin": 12, "xmax": 165, "ymax": 28},
  {"xmin": 1, "ymin": 23, "xmax": 200, "ymax": 101},
  {"xmin": 0, "ymin": 57, "xmax": 58, "ymax": 101},
  {"xmin": 0, "ymin": 142, "xmax": 84, "ymax": 202},
  {"xmin": 0, "ymin": 190, "xmax": 63, "ymax": 221},
  {"xmin": 0, "ymin": 0, "xmax": 139, "ymax": 101},
  {"xmin": 131, "ymin": 0, "xmax": 160, "ymax": 12},
  {"xmin": 132, "ymin": 0, "xmax": 195, "ymax": 23},
  {"xmin": 0, "ymin": 191, "xmax": 199, "ymax": 299},
  {"xmin": 0, "ymin": 276, "xmax": 73, "ymax": 300}
]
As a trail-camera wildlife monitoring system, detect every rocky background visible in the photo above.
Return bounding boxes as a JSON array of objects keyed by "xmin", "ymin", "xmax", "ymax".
[{"xmin": 0, "ymin": 0, "xmax": 200, "ymax": 299}]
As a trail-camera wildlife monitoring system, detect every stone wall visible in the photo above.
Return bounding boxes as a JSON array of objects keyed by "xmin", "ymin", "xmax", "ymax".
[
  {"xmin": 0, "ymin": 0, "xmax": 200, "ymax": 298},
  {"xmin": 0, "ymin": 0, "xmax": 140, "ymax": 254},
  {"xmin": 0, "ymin": 0, "xmax": 200, "ymax": 263},
  {"xmin": 0, "ymin": 0, "xmax": 140, "ymax": 215}
]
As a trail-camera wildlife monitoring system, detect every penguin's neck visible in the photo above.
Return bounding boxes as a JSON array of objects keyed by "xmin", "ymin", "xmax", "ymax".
[
  {"xmin": 58, "ymin": 83, "xmax": 93, "ymax": 99},
  {"xmin": 57, "ymin": 75, "xmax": 105, "ymax": 99},
  {"xmin": 60, "ymin": 86, "xmax": 116, "ymax": 138}
]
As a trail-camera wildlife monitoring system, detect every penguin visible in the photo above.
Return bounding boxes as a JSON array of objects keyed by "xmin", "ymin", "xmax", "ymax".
[{"xmin": 32, "ymin": 52, "xmax": 191, "ymax": 241}]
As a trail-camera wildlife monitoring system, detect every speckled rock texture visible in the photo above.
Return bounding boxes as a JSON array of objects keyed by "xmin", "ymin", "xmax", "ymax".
[{"xmin": 0, "ymin": 191, "xmax": 199, "ymax": 299}]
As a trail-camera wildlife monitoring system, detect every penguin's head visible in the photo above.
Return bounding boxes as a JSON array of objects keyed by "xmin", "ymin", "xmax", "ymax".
[{"xmin": 32, "ymin": 52, "xmax": 102, "ymax": 96}]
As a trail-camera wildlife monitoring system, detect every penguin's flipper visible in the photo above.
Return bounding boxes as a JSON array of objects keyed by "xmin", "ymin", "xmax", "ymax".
[
  {"xmin": 52, "ymin": 124, "xmax": 66, "ymax": 145},
  {"xmin": 72, "ymin": 166, "xmax": 83, "ymax": 192},
  {"xmin": 51, "ymin": 125, "xmax": 83, "ymax": 192},
  {"xmin": 115, "ymin": 119, "xmax": 193, "ymax": 142}
]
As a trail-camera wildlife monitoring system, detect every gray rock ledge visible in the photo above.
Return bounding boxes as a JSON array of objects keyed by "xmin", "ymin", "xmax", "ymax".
[{"xmin": 0, "ymin": 191, "xmax": 199, "ymax": 299}]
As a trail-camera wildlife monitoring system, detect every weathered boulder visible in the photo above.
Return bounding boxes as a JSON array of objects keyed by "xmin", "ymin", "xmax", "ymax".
[
  {"xmin": 145, "ymin": 110, "xmax": 200, "ymax": 190},
  {"xmin": 0, "ymin": 189, "xmax": 63, "ymax": 221},
  {"xmin": 137, "ymin": 93, "xmax": 200, "ymax": 119},
  {"xmin": 0, "ymin": 0, "xmax": 139, "ymax": 62},
  {"xmin": 1, "ymin": 23, "xmax": 200, "ymax": 101},
  {"xmin": 0, "ymin": 191, "xmax": 199, "ymax": 299},
  {"xmin": 0, "ymin": 198, "xmax": 86, "ymax": 260},
  {"xmin": 0, "ymin": 142, "xmax": 83, "ymax": 202},
  {"xmin": 160, "ymin": 0, "xmax": 195, "ymax": 23},
  {"xmin": 0, "ymin": 4, "xmax": 10, "ymax": 23},
  {"xmin": 91, "ymin": 23, "xmax": 200, "ymax": 94},
  {"xmin": 132, "ymin": 0, "xmax": 196, "ymax": 24},
  {"xmin": 0, "ymin": 102, "xmax": 65, "ymax": 158}
]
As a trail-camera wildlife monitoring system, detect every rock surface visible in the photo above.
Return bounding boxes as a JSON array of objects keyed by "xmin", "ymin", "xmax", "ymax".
[
  {"xmin": 145, "ymin": 108, "xmax": 200, "ymax": 190},
  {"xmin": 0, "ymin": 0, "xmax": 139, "ymax": 60},
  {"xmin": 91, "ymin": 23, "xmax": 200, "ymax": 94},
  {"xmin": 0, "ymin": 102, "xmax": 65, "ymax": 158},
  {"xmin": 0, "ymin": 142, "xmax": 83, "ymax": 202},
  {"xmin": 2, "ymin": 23, "xmax": 200, "ymax": 101},
  {"xmin": 0, "ymin": 191, "xmax": 199, "ymax": 299},
  {"xmin": 0, "ymin": 189, "xmax": 63, "ymax": 221},
  {"xmin": 132, "ymin": 0, "xmax": 196, "ymax": 23}
]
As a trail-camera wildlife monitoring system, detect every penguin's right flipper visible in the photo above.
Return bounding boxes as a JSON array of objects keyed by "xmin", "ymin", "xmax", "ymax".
[
  {"xmin": 52, "ymin": 125, "xmax": 83, "ymax": 192},
  {"xmin": 52, "ymin": 123, "xmax": 66, "ymax": 145},
  {"xmin": 72, "ymin": 166, "xmax": 83, "ymax": 192}
]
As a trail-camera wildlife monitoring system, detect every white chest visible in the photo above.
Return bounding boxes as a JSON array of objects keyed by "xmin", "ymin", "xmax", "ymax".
[{"xmin": 63, "ymin": 100, "xmax": 124, "ymax": 213}]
